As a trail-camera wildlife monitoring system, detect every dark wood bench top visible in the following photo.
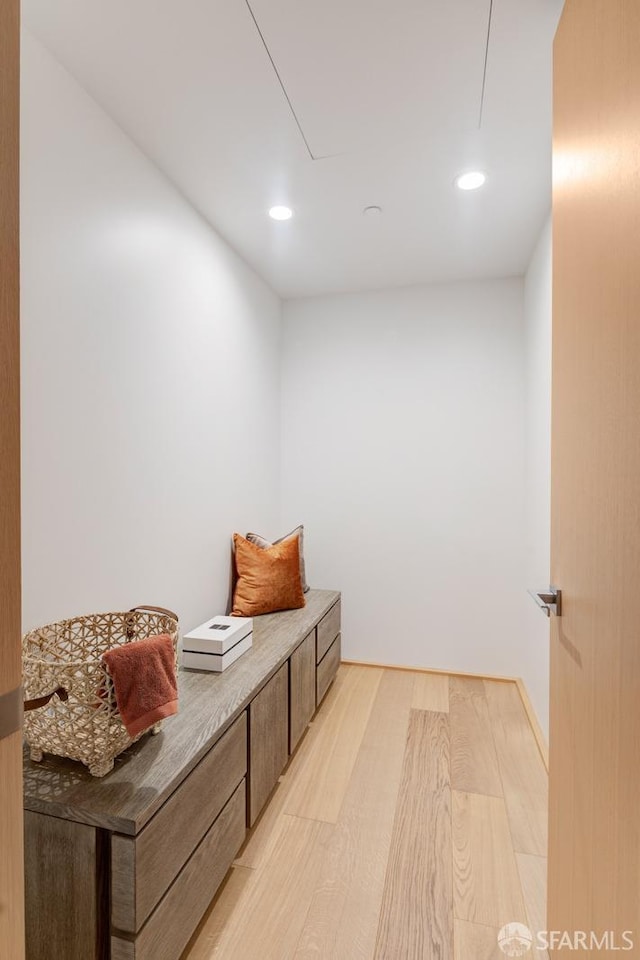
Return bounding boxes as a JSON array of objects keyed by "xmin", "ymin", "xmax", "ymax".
[{"xmin": 22, "ymin": 589, "xmax": 340, "ymax": 835}]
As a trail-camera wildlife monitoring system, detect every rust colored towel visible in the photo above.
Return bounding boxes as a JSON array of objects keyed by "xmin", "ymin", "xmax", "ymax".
[{"xmin": 102, "ymin": 633, "xmax": 178, "ymax": 738}]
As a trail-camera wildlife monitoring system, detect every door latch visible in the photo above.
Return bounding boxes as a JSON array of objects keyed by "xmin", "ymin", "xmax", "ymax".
[{"xmin": 528, "ymin": 586, "xmax": 562, "ymax": 617}]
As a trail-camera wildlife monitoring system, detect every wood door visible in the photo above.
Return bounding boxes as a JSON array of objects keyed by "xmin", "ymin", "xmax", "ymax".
[
  {"xmin": 0, "ymin": 0, "xmax": 25, "ymax": 957},
  {"xmin": 549, "ymin": 0, "xmax": 640, "ymax": 947}
]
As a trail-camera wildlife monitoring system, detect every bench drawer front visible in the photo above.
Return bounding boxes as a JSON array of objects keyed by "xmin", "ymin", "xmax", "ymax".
[
  {"xmin": 248, "ymin": 662, "xmax": 289, "ymax": 826},
  {"xmin": 112, "ymin": 712, "xmax": 247, "ymax": 933},
  {"xmin": 111, "ymin": 780, "xmax": 246, "ymax": 960},
  {"xmin": 25, "ymin": 813, "xmax": 102, "ymax": 960},
  {"xmin": 317, "ymin": 634, "xmax": 341, "ymax": 705},
  {"xmin": 289, "ymin": 630, "xmax": 316, "ymax": 753},
  {"xmin": 316, "ymin": 600, "xmax": 341, "ymax": 664}
]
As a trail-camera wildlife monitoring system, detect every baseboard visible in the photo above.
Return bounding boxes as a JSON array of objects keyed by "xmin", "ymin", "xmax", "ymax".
[
  {"xmin": 515, "ymin": 677, "xmax": 549, "ymax": 772},
  {"xmin": 341, "ymin": 658, "xmax": 550, "ymax": 772},
  {"xmin": 340, "ymin": 658, "xmax": 516, "ymax": 684}
]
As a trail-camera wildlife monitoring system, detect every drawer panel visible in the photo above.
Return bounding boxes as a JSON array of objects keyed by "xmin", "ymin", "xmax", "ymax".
[
  {"xmin": 248, "ymin": 662, "xmax": 289, "ymax": 826},
  {"xmin": 316, "ymin": 600, "xmax": 341, "ymax": 663},
  {"xmin": 111, "ymin": 779, "xmax": 246, "ymax": 960},
  {"xmin": 317, "ymin": 634, "xmax": 341, "ymax": 705},
  {"xmin": 289, "ymin": 630, "xmax": 316, "ymax": 753},
  {"xmin": 112, "ymin": 712, "xmax": 247, "ymax": 933},
  {"xmin": 25, "ymin": 812, "xmax": 102, "ymax": 960}
]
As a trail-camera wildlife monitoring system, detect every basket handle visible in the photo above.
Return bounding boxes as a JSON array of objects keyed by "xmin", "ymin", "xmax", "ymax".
[
  {"xmin": 24, "ymin": 687, "xmax": 69, "ymax": 712},
  {"xmin": 128, "ymin": 605, "xmax": 179, "ymax": 621},
  {"xmin": 126, "ymin": 606, "xmax": 179, "ymax": 641}
]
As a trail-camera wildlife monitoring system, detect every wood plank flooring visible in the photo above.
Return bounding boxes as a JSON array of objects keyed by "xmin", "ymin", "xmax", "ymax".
[
  {"xmin": 183, "ymin": 665, "xmax": 548, "ymax": 960},
  {"xmin": 374, "ymin": 710, "xmax": 452, "ymax": 959},
  {"xmin": 449, "ymin": 677, "xmax": 502, "ymax": 797},
  {"xmin": 293, "ymin": 669, "xmax": 414, "ymax": 960}
]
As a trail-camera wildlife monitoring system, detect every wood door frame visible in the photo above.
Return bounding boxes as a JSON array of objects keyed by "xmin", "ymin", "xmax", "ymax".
[{"xmin": 0, "ymin": 0, "xmax": 25, "ymax": 956}]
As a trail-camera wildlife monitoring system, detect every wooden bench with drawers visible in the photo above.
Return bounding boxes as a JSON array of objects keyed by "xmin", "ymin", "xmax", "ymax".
[{"xmin": 22, "ymin": 589, "xmax": 341, "ymax": 960}]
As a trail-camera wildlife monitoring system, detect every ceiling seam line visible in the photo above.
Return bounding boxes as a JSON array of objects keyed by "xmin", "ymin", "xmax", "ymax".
[
  {"xmin": 478, "ymin": 0, "xmax": 494, "ymax": 128},
  {"xmin": 243, "ymin": 0, "xmax": 317, "ymax": 160}
]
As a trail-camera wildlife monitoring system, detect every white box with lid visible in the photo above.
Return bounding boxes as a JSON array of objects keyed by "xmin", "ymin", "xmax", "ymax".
[{"xmin": 182, "ymin": 616, "xmax": 253, "ymax": 672}]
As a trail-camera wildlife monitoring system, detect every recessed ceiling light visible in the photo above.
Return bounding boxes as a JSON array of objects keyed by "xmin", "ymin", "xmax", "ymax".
[
  {"xmin": 268, "ymin": 205, "xmax": 293, "ymax": 221},
  {"xmin": 455, "ymin": 171, "xmax": 486, "ymax": 191},
  {"xmin": 363, "ymin": 205, "xmax": 382, "ymax": 217}
]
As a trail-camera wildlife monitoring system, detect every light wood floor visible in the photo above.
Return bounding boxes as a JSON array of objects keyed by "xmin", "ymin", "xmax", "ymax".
[{"xmin": 183, "ymin": 664, "xmax": 549, "ymax": 960}]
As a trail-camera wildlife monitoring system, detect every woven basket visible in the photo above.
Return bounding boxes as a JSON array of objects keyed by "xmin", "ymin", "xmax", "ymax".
[{"xmin": 22, "ymin": 605, "xmax": 179, "ymax": 778}]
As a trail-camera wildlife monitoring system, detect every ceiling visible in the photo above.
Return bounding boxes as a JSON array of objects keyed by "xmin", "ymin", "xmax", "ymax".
[{"xmin": 23, "ymin": 0, "xmax": 564, "ymax": 298}]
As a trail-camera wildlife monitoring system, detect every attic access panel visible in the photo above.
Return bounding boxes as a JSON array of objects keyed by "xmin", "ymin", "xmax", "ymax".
[{"xmin": 246, "ymin": 0, "xmax": 491, "ymax": 158}]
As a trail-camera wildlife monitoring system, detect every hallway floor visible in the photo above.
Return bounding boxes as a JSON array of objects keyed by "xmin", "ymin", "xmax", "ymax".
[{"xmin": 183, "ymin": 664, "xmax": 549, "ymax": 960}]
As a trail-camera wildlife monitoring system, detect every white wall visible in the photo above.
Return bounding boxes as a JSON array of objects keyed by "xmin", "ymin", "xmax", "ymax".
[
  {"xmin": 523, "ymin": 217, "xmax": 552, "ymax": 735},
  {"xmin": 281, "ymin": 279, "xmax": 530, "ymax": 683},
  {"xmin": 20, "ymin": 30, "xmax": 552, "ymax": 731},
  {"xmin": 20, "ymin": 33, "xmax": 282, "ymax": 632}
]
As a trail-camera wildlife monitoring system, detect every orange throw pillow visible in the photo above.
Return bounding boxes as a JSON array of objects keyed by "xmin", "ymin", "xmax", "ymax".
[{"xmin": 232, "ymin": 533, "xmax": 305, "ymax": 617}]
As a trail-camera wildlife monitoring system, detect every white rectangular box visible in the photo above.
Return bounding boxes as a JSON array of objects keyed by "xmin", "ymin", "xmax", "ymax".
[
  {"xmin": 183, "ymin": 615, "xmax": 253, "ymax": 654},
  {"xmin": 182, "ymin": 631, "xmax": 253, "ymax": 673}
]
